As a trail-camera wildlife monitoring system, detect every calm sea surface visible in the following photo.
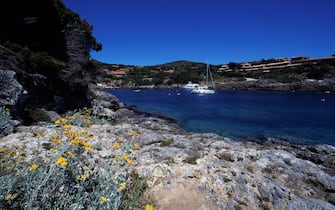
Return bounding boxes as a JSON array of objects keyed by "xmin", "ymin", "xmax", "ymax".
[{"xmin": 108, "ymin": 88, "xmax": 335, "ymax": 146}]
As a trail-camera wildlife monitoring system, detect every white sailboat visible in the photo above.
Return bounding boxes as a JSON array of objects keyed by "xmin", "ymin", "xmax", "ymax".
[
  {"xmin": 191, "ymin": 62, "xmax": 215, "ymax": 94},
  {"xmin": 183, "ymin": 81, "xmax": 199, "ymax": 89}
]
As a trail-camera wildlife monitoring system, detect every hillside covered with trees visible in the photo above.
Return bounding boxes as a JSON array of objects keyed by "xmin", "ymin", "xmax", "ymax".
[{"xmin": 96, "ymin": 56, "xmax": 335, "ymax": 92}]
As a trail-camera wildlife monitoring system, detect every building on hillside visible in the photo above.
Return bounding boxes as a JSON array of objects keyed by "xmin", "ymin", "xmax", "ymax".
[
  {"xmin": 265, "ymin": 59, "xmax": 290, "ymax": 67},
  {"xmin": 163, "ymin": 69, "xmax": 175, "ymax": 73},
  {"xmin": 309, "ymin": 56, "xmax": 335, "ymax": 62},
  {"xmin": 241, "ymin": 63, "xmax": 252, "ymax": 69},
  {"xmin": 291, "ymin": 56, "xmax": 309, "ymax": 63},
  {"xmin": 150, "ymin": 68, "xmax": 161, "ymax": 73},
  {"xmin": 217, "ymin": 65, "xmax": 230, "ymax": 73},
  {"xmin": 104, "ymin": 68, "xmax": 128, "ymax": 78}
]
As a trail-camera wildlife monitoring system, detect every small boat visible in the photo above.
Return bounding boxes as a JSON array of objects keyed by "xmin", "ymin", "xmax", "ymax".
[
  {"xmin": 191, "ymin": 61, "xmax": 215, "ymax": 94},
  {"xmin": 183, "ymin": 81, "xmax": 199, "ymax": 89},
  {"xmin": 133, "ymin": 89, "xmax": 141, "ymax": 93},
  {"xmin": 191, "ymin": 86, "xmax": 215, "ymax": 94}
]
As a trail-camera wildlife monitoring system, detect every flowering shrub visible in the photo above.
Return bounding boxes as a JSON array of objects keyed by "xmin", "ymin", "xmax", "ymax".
[
  {"xmin": 0, "ymin": 110, "xmax": 153, "ymax": 209},
  {"xmin": 63, "ymin": 107, "xmax": 108, "ymax": 127}
]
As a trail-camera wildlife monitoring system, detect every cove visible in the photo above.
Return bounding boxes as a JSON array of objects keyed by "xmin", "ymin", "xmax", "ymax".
[{"xmin": 108, "ymin": 88, "xmax": 335, "ymax": 146}]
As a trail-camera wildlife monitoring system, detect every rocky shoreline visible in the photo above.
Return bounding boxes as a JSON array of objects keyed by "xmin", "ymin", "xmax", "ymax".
[
  {"xmin": 106, "ymin": 77, "xmax": 335, "ymax": 93},
  {"xmin": 1, "ymin": 86, "xmax": 334, "ymax": 209},
  {"xmin": 216, "ymin": 79, "xmax": 335, "ymax": 92}
]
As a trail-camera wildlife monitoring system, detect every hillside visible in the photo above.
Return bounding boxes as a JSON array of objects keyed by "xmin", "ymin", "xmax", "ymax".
[{"xmin": 98, "ymin": 57, "xmax": 335, "ymax": 91}]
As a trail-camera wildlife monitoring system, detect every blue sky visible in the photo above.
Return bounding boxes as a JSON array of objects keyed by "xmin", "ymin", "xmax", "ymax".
[{"xmin": 63, "ymin": 0, "xmax": 335, "ymax": 66}]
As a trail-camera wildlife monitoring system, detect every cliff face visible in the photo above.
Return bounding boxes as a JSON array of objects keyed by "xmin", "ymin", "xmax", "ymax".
[
  {"xmin": 0, "ymin": 0, "xmax": 67, "ymax": 60},
  {"xmin": 0, "ymin": 0, "xmax": 102, "ymax": 122}
]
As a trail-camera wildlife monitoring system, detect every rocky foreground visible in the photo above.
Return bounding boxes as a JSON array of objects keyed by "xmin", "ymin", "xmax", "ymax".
[{"xmin": 1, "ymin": 88, "xmax": 335, "ymax": 210}]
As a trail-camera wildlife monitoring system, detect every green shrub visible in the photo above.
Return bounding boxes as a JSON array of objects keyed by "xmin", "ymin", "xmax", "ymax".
[
  {"xmin": 283, "ymin": 158, "xmax": 292, "ymax": 166},
  {"xmin": 0, "ymin": 107, "xmax": 11, "ymax": 129},
  {"xmin": 184, "ymin": 152, "xmax": 200, "ymax": 165},
  {"xmin": 63, "ymin": 107, "xmax": 109, "ymax": 127},
  {"xmin": 160, "ymin": 138, "xmax": 174, "ymax": 147},
  {"xmin": 121, "ymin": 172, "xmax": 149, "ymax": 209}
]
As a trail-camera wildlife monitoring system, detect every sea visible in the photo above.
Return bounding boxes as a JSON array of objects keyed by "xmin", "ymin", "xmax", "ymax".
[{"xmin": 107, "ymin": 88, "xmax": 335, "ymax": 146}]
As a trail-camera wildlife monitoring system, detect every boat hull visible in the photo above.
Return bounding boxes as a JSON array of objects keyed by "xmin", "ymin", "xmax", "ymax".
[{"xmin": 191, "ymin": 88, "xmax": 215, "ymax": 94}]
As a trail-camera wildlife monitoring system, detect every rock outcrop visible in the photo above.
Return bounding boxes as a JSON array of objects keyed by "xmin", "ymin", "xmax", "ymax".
[
  {"xmin": 0, "ymin": 0, "xmax": 102, "ymax": 124},
  {"xmin": 0, "ymin": 69, "xmax": 24, "ymax": 137},
  {"xmin": 0, "ymin": 70, "xmax": 24, "ymax": 106},
  {"xmin": 2, "ymin": 114, "xmax": 334, "ymax": 209}
]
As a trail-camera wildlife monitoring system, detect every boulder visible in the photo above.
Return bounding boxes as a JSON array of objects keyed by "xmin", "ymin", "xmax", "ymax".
[{"xmin": 0, "ymin": 70, "xmax": 24, "ymax": 106}]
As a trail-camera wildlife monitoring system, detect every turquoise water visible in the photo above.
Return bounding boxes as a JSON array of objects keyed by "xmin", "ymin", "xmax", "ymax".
[{"xmin": 108, "ymin": 88, "xmax": 335, "ymax": 146}]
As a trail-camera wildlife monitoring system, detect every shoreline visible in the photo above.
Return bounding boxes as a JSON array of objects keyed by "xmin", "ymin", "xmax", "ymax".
[
  {"xmin": 108, "ymin": 85, "xmax": 334, "ymax": 95},
  {"xmin": 105, "ymin": 81, "xmax": 334, "ymax": 94}
]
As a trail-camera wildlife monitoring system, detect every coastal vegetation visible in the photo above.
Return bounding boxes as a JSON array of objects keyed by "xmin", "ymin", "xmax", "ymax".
[
  {"xmin": 97, "ymin": 57, "xmax": 335, "ymax": 91},
  {"xmin": 0, "ymin": 109, "xmax": 152, "ymax": 209}
]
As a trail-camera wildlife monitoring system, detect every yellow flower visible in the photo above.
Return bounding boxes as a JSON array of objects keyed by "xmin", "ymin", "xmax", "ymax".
[
  {"xmin": 84, "ymin": 134, "xmax": 94, "ymax": 139},
  {"xmin": 50, "ymin": 148, "xmax": 56, "ymax": 153},
  {"xmin": 81, "ymin": 141, "xmax": 90, "ymax": 147},
  {"xmin": 52, "ymin": 139, "xmax": 61, "ymax": 145},
  {"xmin": 76, "ymin": 174, "xmax": 88, "ymax": 181},
  {"xmin": 51, "ymin": 134, "xmax": 62, "ymax": 145},
  {"xmin": 55, "ymin": 156, "xmax": 67, "ymax": 167},
  {"xmin": 5, "ymin": 193, "xmax": 18, "ymax": 201},
  {"xmin": 127, "ymin": 159, "xmax": 134, "ymax": 164},
  {"xmin": 133, "ymin": 143, "xmax": 140, "ymax": 149},
  {"xmin": 100, "ymin": 196, "xmax": 109, "ymax": 204},
  {"xmin": 69, "ymin": 115, "xmax": 76, "ymax": 120},
  {"xmin": 70, "ymin": 138, "xmax": 82, "ymax": 146},
  {"xmin": 117, "ymin": 182, "xmax": 126, "ymax": 192},
  {"xmin": 122, "ymin": 155, "xmax": 129, "ymax": 160},
  {"xmin": 29, "ymin": 164, "xmax": 38, "ymax": 172},
  {"xmin": 63, "ymin": 125, "xmax": 72, "ymax": 130},
  {"xmin": 118, "ymin": 136, "xmax": 125, "ymax": 141},
  {"xmin": 35, "ymin": 133, "xmax": 45, "ymax": 138},
  {"xmin": 84, "ymin": 146, "xmax": 94, "ymax": 152},
  {"xmin": 55, "ymin": 118, "xmax": 68, "ymax": 125},
  {"xmin": 64, "ymin": 131, "xmax": 75, "ymax": 139},
  {"xmin": 115, "ymin": 155, "xmax": 120, "ymax": 160},
  {"xmin": 145, "ymin": 204, "xmax": 155, "ymax": 210},
  {"xmin": 112, "ymin": 142, "xmax": 120, "ymax": 149},
  {"xmin": 51, "ymin": 134, "xmax": 61, "ymax": 139},
  {"xmin": 127, "ymin": 130, "xmax": 141, "ymax": 137},
  {"xmin": 66, "ymin": 151, "xmax": 75, "ymax": 158},
  {"xmin": 83, "ymin": 166, "xmax": 91, "ymax": 171}
]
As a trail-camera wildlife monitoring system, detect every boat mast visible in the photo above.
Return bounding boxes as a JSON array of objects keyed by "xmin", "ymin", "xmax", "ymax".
[
  {"xmin": 206, "ymin": 60, "xmax": 209, "ymax": 86},
  {"xmin": 206, "ymin": 60, "xmax": 215, "ymax": 89},
  {"xmin": 208, "ymin": 65, "xmax": 215, "ymax": 89}
]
